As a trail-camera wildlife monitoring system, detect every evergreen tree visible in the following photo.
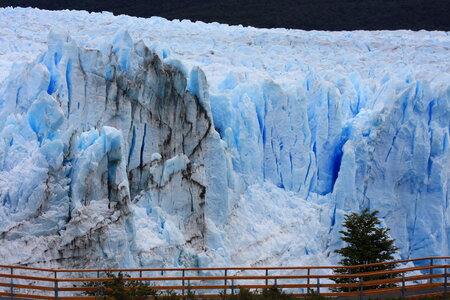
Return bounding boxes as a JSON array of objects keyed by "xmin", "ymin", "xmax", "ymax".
[{"xmin": 331, "ymin": 208, "xmax": 399, "ymax": 292}]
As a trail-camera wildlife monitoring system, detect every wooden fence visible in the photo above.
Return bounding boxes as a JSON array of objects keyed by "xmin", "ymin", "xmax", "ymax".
[{"xmin": 1, "ymin": 256, "xmax": 449, "ymax": 299}]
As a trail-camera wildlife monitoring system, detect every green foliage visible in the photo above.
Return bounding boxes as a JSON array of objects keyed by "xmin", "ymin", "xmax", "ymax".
[
  {"xmin": 185, "ymin": 286, "xmax": 196, "ymax": 300},
  {"xmin": 332, "ymin": 208, "xmax": 399, "ymax": 292},
  {"xmin": 260, "ymin": 285, "xmax": 294, "ymax": 299},
  {"xmin": 221, "ymin": 285, "xmax": 295, "ymax": 300},
  {"xmin": 159, "ymin": 290, "xmax": 178, "ymax": 299},
  {"xmin": 234, "ymin": 286, "xmax": 255, "ymax": 300},
  {"xmin": 81, "ymin": 272, "xmax": 158, "ymax": 299},
  {"xmin": 80, "ymin": 279, "xmax": 102, "ymax": 297},
  {"xmin": 375, "ymin": 297, "xmax": 450, "ymax": 300},
  {"xmin": 304, "ymin": 291, "xmax": 327, "ymax": 300}
]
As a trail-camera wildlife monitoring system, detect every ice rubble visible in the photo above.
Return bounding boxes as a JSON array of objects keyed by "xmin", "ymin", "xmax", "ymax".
[{"xmin": 0, "ymin": 7, "xmax": 448, "ymax": 269}]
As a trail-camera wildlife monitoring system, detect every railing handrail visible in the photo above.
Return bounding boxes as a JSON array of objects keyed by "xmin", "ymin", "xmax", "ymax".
[
  {"xmin": 1, "ymin": 256, "xmax": 448, "ymax": 299},
  {"xmin": 0, "ymin": 264, "xmax": 448, "ymax": 283},
  {"xmin": 1, "ymin": 256, "xmax": 448, "ymax": 273}
]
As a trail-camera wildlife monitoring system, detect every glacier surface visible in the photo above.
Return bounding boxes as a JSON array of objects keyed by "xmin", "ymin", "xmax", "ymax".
[{"xmin": 0, "ymin": 7, "xmax": 449, "ymax": 269}]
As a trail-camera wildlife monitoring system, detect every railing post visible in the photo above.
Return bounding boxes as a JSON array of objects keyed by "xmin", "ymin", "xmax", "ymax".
[
  {"xmin": 265, "ymin": 269, "xmax": 268, "ymax": 286},
  {"xmin": 9, "ymin": 267, "xmax": 13, "ymax": 299},
  {"xmin": 182, "ymin": 270, "xmax": 185, "ymax": 296},
  {"xmin": 223, "ymin": 269, "xmax": 227, "ymax": 295},
  {"xmin": 54, "ymin": 271, "xmax": 59, "ymax": 300},
  {"xmin": 96, "ymin": 270, "xmax": 102, "ymax": 297},
  {"xmin": 359, "ymin": 277, "xmax": 364, "ymax": 300},
  {"xmin": 444, "ymin": 267, "xmax": 448, "ymax": 297},
  {"xmin": 430, "ymin": 258, "xmax": 434, "ymax": 283},
  {"xmin": 307, "ymin": 268, "xmax": 310, "ymax": 293},
  {"xmin": 231, "ymin": 279, "xmax": 235, "ymax": 295},
  {"xmin": 401, "ymin": 272, "xmax": 406, "ymax": 298},
  {"xmin": 188, "ymin": 279, "xmax": 191, "ymax": 299},
  {"xmin": 316, "ymin": 277, "xmax": 320, "ymax": 294}
]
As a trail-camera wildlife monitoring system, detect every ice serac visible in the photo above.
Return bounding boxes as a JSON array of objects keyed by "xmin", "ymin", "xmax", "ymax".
[
  {"xmin": 356, "ymin": 80, "xmax": 450, "ymax": 259},
  {"xmin": 0, "ymin": 31, "xmax": 231, "ymax": 268},
  {"xmin": 209, "ymin": 63, "xmax": 450, "ymax": 262}
]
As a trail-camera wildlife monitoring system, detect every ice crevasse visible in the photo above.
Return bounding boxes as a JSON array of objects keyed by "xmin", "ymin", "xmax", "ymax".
[{"xmin": 0, "ymin": 8, "xmax": 449, "ymax": 269}]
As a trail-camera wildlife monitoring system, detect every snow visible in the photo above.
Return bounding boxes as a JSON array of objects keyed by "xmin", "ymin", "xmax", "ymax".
[{"xmin": 0, "ymin": 7, "xmax": 449, "ymax": 270}]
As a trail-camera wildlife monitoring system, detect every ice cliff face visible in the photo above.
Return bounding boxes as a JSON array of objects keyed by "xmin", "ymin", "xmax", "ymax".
[
  {"xmin": 210, "ymin": 62, "xmax": 450, "ymax": 262},
  {"xmin": 0, "ymin": 8, "xmax": 449, "ymax": 268},
  {"xmin": 0, "ymin": 31, "xmax": 226, "ymax": 267}
]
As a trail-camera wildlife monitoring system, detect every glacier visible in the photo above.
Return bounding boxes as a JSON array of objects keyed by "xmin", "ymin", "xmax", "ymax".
[{"xmin": 0, "ymin": 7, "xmax": 449, "ymax": 269}]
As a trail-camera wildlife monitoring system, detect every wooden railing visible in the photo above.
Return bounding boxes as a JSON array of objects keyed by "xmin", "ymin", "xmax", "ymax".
[{"xmin": 1, "ymin": 257, "xmax": 449, "ymax": 299}]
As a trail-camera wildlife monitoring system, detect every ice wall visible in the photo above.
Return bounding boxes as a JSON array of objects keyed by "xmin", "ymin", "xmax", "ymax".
[
  {"xmin": 0, "ymin": 31, "xmax": 234, "ymax": 268},
  {"xmin": 0, "ymin": 8, "xmax": 449, "ymax": 269},
  {"xmin": 211, "ymin": 68, "xmax": 450, "ymax": 260}
]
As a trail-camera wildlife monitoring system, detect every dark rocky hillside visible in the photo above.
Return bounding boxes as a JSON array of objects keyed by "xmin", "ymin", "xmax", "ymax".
[{"xmin": 1, "ymin": 0, "xmax": 449, "ymax": 30}]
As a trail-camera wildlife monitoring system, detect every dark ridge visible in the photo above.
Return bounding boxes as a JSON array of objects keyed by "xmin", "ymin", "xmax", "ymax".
[{"xmin": 1, "ymin": 0, "xmax": 449, "ymax": 31}]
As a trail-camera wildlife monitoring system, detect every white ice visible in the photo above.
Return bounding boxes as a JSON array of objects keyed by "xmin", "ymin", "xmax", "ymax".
[{"xmin": 0, "ymin": 7, "xmax": 448, "ymax": 270}]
